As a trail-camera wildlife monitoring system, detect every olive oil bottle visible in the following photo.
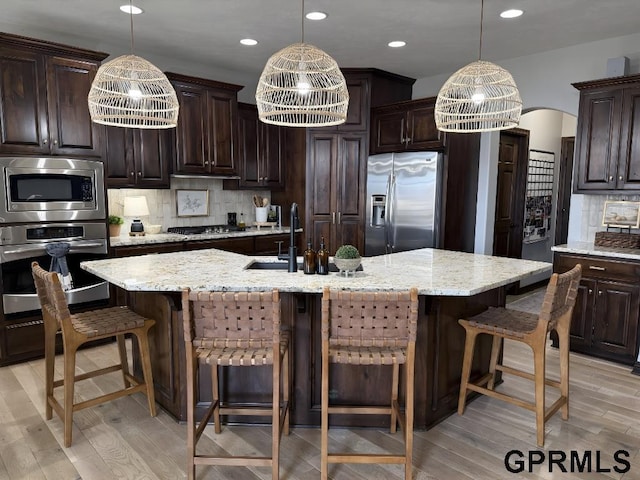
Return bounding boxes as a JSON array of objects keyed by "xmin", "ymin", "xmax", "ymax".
[
  {"xmin": 316, "ymin": 236, "xmax": 329, "ymax": 275},
  {"xmin": 303, "ymin": 239, "xmax": 316, "ymax": 274}
]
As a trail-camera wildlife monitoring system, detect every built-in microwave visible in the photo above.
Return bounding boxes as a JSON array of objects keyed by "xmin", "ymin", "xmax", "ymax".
[{"xmin": 0, "ymin": 157, "xmax": 106, "ymax": 223}]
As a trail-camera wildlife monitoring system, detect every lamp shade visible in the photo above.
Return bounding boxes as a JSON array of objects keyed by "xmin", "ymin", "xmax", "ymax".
[
  {"xmin": 255, "ymin": 42, "xmax": 349, "ymax": 127},
  {"xmin": 434, "ymin": 60, "xmax": 522, "ymax": 133},
  {"xmin": 123, "ymin": 196, "xmax": 150, "ymax": 217},
  {"xmin": 88, "ymin": 54, "xmax": 179, "ymax": 129}
]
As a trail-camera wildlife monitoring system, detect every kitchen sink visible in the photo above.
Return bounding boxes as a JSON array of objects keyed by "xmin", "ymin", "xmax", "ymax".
[
  {"xmin": 244, "ymin": 261, "xmax": 362, "ymax": 272},
  {"xmin": 245, "ymin": 261, "xmax": 302, "ymax": 270}
]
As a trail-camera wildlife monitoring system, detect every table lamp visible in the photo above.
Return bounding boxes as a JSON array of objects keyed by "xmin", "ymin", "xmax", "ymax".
[{"xmin": 123, "ymin": 196, "xmax": 150, "ymax": 236}]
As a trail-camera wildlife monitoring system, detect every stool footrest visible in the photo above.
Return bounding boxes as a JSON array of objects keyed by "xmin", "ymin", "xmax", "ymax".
[
  {"xmin": 327, "ymin": 405, "xmax": 393, "ymax": 415},
  {"xmin": 328, "ymin": 453, "xmax": 407, "ymax": 464}
]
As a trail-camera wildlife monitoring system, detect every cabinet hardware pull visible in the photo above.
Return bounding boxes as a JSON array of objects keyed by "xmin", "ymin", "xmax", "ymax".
[
  {"xmin": 619, "ymin": 175, "xmax": 623, "ymax": 181},
  {"xmin": 609, "ymin": 175, "xmax": 613, "ymax": 181},
  {"xmin": 405, "ymin": 137, "xmax": 411, "ymax": 144},
  {"xmin": 130, "ymin": 171, "xmax": 134, "ymax": 176},
  {"xmin": 53, "ymin": 139, "xmax": 58, "ymax": 145},
  {"xmin": 598, "ymin": 290, "xmax": 603, "ymax": 295},
  {"xmin": 204, "ymin": 161, "xmax": 209, "ymax": 165},
  {"xmin": 137, "ymin": 171, "xmax": 141, "ymax": 176},
  {"xmin": 337, "ymin": 212, "xmax": 341, "ymax": 224},
  {"xmin": 588, "ymin": 265, "xmax": 606, "ymax": 271},
  {"xmin": 588, "ymin": 289, "xmax": 593, "ymax": 294},
  {"xmin": 332, "ymin": 212, "xmax": 335, "ymax": 224},
  {"xmin": 43, "ymin": 138, "xmax": 48, "ymax": 144}
]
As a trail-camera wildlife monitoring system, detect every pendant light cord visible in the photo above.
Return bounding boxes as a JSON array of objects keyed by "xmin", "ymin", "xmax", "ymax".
[
  {"xmin": 478, "ymin": 0, "xmax": 484, "ymax": 60},
  {"xmin": 301, "ymin": 0, "xmax": 305, "ymax": 44},
  {"xmin": 129, "ymin": 0, "xmax": 135, "ymax": 53}
]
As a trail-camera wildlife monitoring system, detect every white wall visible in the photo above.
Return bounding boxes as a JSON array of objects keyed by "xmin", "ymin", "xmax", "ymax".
[{"xmin": 414, "ymin": 32, "xmax": 640, "ymax": 252}]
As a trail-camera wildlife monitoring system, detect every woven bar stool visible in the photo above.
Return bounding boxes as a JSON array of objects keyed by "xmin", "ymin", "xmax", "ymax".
[
  {"xmin": 181, "ymin": 288, "xmax": 290, "ymax": 480},
  {"xmin": 458, "ymin": 264, "xmax": 582, "ymax": 447},
  {"xmin": 321, "ymin": 287, "xmax": 418, "ymax": 480},
  {"xmin": 31, "ymin": 261, "xmax": 156, "ymax": 448}
]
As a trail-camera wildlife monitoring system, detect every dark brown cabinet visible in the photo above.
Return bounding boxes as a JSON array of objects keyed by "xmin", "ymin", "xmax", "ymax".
[
  {"xmin": 306, "ymin": 132, "xmax": 367, "ymax": 253},
  {"xmin": 235, "ymin": 103, "xmax": 284, "ymax": 189},
  {"xmin": 553, "ymin": 252, "xmax": 640, "ymax": 364},
  {"xmin": 574, "ymin": 74, "xmax": 640, "ymax": 192},
  {"xmin": 370, "ymin": 97, "xmax": 445, "ymax": 153},
  {"xmin": 0, "ymin": 33, "xmax": 107, "ymax": 157},
  {"xmin": 166, "ymin": 72, "xmax": 242, "ymax": 176},
  {"xmin": 104, "ymin": 127, "xmax": 171, "ymax": 188}
]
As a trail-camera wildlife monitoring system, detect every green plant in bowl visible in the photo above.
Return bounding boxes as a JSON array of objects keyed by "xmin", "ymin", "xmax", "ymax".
[
  {"xmin": 108, "ymin": 215, "xmax": 124, "ymax": 237},
  {"xmin": 108, "ymin": 215, "xmax": 124, "ymax": 225},
  {"xmin": 334, "ymin": 244, "xmax": 361, "ymax": 272}
]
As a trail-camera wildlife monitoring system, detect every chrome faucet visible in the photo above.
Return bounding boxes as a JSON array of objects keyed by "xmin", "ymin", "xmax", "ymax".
[{"xmin": 277, "ymin": 203, "xmax": 299, "ymax": 272}]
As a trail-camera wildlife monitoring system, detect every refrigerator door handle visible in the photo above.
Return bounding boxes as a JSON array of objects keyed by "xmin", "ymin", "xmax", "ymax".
[
  {"xmin": 388, "ymin": 173, "xmax": 397, "ymax": 253},
  {"xmin": 384, "ymin": 173, "xmax": 392, "ymax": 253}
]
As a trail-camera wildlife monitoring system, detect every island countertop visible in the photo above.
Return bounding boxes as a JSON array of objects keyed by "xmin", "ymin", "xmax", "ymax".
[{"xmin": 81, "ymin": 247, "xmax": 551, "ymax": 296}]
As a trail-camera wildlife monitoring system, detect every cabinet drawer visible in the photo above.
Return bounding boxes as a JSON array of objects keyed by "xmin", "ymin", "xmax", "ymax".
[{"xmin": 554, "ymin": 253, "xmax": 640, "ymax": 282}]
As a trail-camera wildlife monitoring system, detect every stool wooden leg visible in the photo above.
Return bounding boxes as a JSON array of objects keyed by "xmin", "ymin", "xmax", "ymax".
[
  {"xmin": 272, "ymin": 346, "xmax": 281, "ymax": 479},
  {"xmin": 283, "ymin": 346, "xmax": 290, "ymax": 436},
  {"xmin": 186, "ymin": 351, "xmax": 196, "ymax": 480},
  {"xmin": 116, "ymin": 334, "xmax": 131, "ymax": 388},
  {"xmin": 321, "ymin": 355, "xmax": 329, "ymax": 480},
  {"xmin": 487, "ymin": 335, "xmax": 502, "ymax": 390},
  {"xmin": 390, "ymin": 362, "xmax": 399, "ymax": 433},
  {"xmin": 533, "ymin": 340, "xmax": 546, "ymax": 447},
  {"xmin": 405, "ymin": 345, "xmax": 416, "ymax": 480},
  {"xmin": 63, "ymin": 345, "xmax": 78, "ymax": 448},
  {"xmin": 135, "ymin": 329, "xmax": 156, "ymax": 417},
  {"xmin": 212, "ymin": 363, "xmax": 221, "ymax": 434},
  {"xmin": 458, "ymin": 328, "xmax": 478, "ymax": 415},
  {"xmin": 43, "ymin": 321, "xmax": 56, "ymax": 421},
  {"xmin": 557, "ymin": 325, "xmax": 570, "ymax": 420}
]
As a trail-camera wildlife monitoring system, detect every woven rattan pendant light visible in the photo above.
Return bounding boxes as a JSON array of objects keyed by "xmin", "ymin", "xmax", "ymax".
[
  {"xmin": 435, "ymin": 0, "xmax": 521, "ymax": 133},
  {"xmin": 255, "ymin": 0, "xmax": 349, "ymax": 127},
  {"xmin": 88, "ymin": 2, "xmax": 178, "ymax": 129}
]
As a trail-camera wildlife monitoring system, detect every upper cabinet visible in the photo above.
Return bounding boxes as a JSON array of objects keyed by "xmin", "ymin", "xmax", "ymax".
[
  {"xmin": 166, "ymin": 72, "xmax": 243, "ymax": 176},
  {"xmin": 574, "ymin": 74, "xmax": 640, "ymax": 192},
  {"xmin": 234, "ymin": 103, "xmax": 284, "ymax": 189},
  {"xmin": 104, "ymin": 127, "xmax": 171, "ymax": 188},
  {"xmin": 370, "ymin": 97, "xmax": 445, "ymax": 153},
  {"xmin": 0, "ymin": 32, "xmax": 108, "ymax": 157}
]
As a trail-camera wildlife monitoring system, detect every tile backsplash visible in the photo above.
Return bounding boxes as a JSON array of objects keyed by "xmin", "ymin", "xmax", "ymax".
[
  {"xmin": 581, "ymin": 193, "xmax": 640, "ymax": 242},
  {"xmin": 107, "ymin": 177, "xmax": 271, "ymax": 233}
]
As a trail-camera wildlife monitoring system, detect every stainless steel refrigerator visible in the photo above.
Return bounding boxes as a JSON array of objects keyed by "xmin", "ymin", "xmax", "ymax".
[{"xmin": 365, "ymin": 151, "xmax": 442, "ymax": 256}]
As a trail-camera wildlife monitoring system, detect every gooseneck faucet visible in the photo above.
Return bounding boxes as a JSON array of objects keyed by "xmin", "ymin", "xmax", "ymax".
[{"xmin": 277, "ymin": 203, "xmax": 299, "ymax": 272}]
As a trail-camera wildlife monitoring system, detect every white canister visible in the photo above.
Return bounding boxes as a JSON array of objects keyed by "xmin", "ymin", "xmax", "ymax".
[{"xmin": 255, "ymin": 206, "xmax": 268, "ymax": 223}]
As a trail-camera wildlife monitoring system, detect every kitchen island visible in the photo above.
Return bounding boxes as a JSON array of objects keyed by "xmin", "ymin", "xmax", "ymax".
[{"xmin": 82, "ymin": 248, "xmax": 551, "ymax": 428}]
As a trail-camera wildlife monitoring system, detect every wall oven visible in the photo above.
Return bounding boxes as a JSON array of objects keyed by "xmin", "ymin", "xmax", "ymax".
[
  {"xmin": 0, "ymin": 222, "xmax": 109, "ymax": 315},
  {"xmin": 0, "ymin": 157, "xmax": 105, "ymax": 223}
]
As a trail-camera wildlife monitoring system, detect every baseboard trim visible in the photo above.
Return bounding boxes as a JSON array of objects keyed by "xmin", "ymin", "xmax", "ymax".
[{"xmin": 632, "ymin": 361, "xmax": 640, "ymax": 376}]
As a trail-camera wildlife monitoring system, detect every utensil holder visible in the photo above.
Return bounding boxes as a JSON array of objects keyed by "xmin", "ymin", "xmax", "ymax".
[{"xmin": 255, "ymin": 207, "xmax": 268, "ymax": 223}]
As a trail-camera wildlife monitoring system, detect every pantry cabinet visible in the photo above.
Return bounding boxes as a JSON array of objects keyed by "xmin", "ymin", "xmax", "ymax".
[
  {"xmin": 553, "ymin": 252, "xmax": 640, "ymax": 365},
  {"xmin": 573, "ymin": 74, "xmax": 640, "ymax": 192},
  {"xmin": 167, "ymin": 72, "xmax": 242, "ymax": 176},
  {"xmin": 0, "ymin": 32, "xmax": 107, "ymax": 157}
]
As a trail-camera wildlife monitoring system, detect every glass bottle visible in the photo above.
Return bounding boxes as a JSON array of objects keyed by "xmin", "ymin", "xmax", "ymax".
[
  {"xmin": 238, "ymin": 212, "xmax": 246, "ymax": 230},
  {"xmin": 303, "ymin": 239, "xmax": 316, "ymax": 274},
  {"xmin": 316, "ymin": 236, "xmax": 329, "ymax": 275}
]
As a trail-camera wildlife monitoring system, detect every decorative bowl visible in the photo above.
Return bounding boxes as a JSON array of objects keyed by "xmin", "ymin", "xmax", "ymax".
[
  {"xmin": 333, "ymin": 257, "xmax": 361, "ymax": 272},
  {"xmin": 146, "ymin": 224, "xmax": 162, "ymax": 234}
]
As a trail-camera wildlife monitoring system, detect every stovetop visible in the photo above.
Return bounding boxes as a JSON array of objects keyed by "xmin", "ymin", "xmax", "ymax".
[{"xmin": 167, "ymin": 225, "xmax": 245, "ymax": 235}]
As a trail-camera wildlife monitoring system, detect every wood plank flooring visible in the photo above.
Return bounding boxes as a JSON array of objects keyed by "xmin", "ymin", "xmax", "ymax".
[{"xmin": 0, "ymin": 335, "xmax": 638, "ymax": 479}]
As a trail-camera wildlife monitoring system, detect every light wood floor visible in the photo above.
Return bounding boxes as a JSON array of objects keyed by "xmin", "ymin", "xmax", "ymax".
[{"xmin": 1, "ymin": 337, "xmax": 639, "ymax": 479}]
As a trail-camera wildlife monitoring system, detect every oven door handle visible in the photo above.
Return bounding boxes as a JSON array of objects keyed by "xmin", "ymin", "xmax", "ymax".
[{"xmin": 0, "ymin": 240, "xmax": 107, "ymax": 263}]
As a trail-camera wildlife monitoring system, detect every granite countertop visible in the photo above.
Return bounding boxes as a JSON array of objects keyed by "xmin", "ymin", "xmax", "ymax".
[
  {"xmin": 109, "ymin": 227, "xmax": 298, "ymax": 247},
  {"xmin": 552, "ymin": 242, "xmax": 640, "ymax": 261},
  {"xmin": 81, "ymin": 247, "xmax": 551, "ymax": 296}
]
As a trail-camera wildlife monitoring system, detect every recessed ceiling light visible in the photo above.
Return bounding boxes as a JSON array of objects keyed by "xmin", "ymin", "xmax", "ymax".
[
  {"xmin": 500, "ymin": 9, "xmax": 524, "ymax": 18},
  {"xmin": 306, "ymin": 11, "xmax": 327, "ymax": 20},
  {"xmin": 240, "ymin": 38, "xmax": 258, "ymax": 46},
  {"xmin": 119, "ymin": 4, "xmax": 143, "ymax": 14},
  {"xmin": 388, "ymin": 41, "xmax": 406, "ymax": 48}
]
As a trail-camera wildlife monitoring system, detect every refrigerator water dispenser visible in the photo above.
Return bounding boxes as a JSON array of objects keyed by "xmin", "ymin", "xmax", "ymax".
[{"xmin": 370, "ymin": 195, "xmax": 386, "ymax": 227}]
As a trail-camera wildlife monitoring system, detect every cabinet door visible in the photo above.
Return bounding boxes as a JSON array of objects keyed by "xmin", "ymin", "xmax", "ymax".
[
  {"xmin": 207, "ymin": 89, "xmax": 237, "ymax": 175},
  {"xmin": 261, "ymin": 122, "xmax": 284, "ymax": 188},
  {"xmin": 617, "ymin": 87, "xmax": 640, "ymax": 190},
  {"xmin": 406, "ymin": 102, "xmax": 444, "ymax": 150},
  {"xmin": 133, "ymin": 130, "xmax": 171, "ymax": 188},
  {"xmin": 569, "ymin": 279, "xmax": 595, "ymax": 352},
  {"xmin": 338, "ymin": 75, "xmax": 369, "ymax": 132},
  {"xmin": 574, "ymin": 88, "xmax": 623, "ymax": 191},
  {"xmin": 173, "ymin": 83, "xmax": 208, "ymax": 173},
  {"xmin": 104, "ymin": 126, "xmax": 135, "ymax": 187},
  {"xmin": 46, "ymin": 56, "xmax": 103, "ymax": 157},
  {"xmin": 334, "ymin": 134, "xmax": 366, "ymax": 251},
  {"xmin": 0, "ymin": 48, "xmax": 49, "ymax": 154},
  {"xmin": 307, "ymin": 133, "xmax": 339, "ymax": 249},
  {"xmin": 237, "ymin": 104, "xmax": 260, "ymax": 187},
  {"xmin": 371, "ymin": 110, "xmax": 406, "ymax": 153},
  {"xmin": 593, "ymin": 280, "xmax": 640, "ymax": 362}
]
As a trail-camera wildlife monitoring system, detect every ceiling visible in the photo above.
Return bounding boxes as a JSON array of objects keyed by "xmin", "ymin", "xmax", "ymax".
[{"xmin": 2, "ymin": 0, "xmax": 639, "ymax": 82}]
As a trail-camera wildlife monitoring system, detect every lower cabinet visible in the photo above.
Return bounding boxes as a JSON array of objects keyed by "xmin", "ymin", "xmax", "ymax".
[{"xmin": 553, "ymin": 253, "xmax": 640, "ymax": 365}]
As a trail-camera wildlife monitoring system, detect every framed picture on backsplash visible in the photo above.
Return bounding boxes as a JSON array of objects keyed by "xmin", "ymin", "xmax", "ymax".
[
  {"xmin": 176, "ymin": 189, "xmax": 209, "ymax": 217},
  {"xmin": 602, "ymin": 200, "xmax": 640, "ymax": 228}
]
